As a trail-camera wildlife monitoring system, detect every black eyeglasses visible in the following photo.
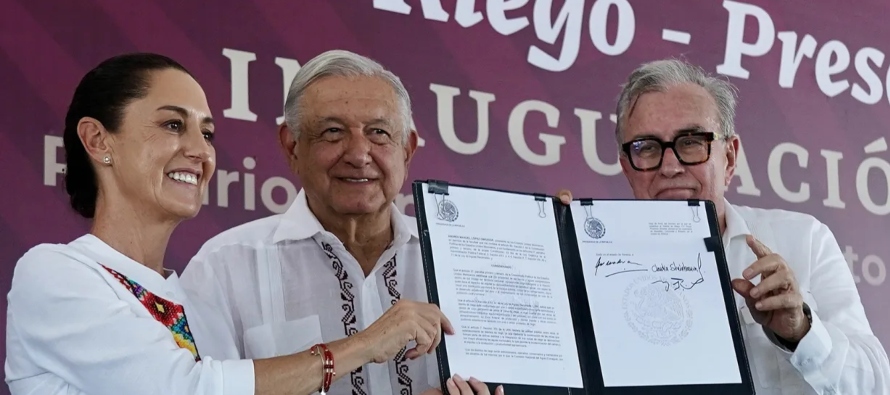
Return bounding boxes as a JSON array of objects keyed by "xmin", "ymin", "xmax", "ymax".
[{"xmin": 621, "ymin": 131, "xmax": 723, "ymax": 171}]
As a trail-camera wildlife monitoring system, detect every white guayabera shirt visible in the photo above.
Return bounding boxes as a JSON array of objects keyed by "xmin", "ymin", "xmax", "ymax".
[
  {"xmin": 181, "ymin": 189, "xmax": 440, "ymax": 395},
  {"xmin": 720, "ymin": 198, "xmax": 890, "ymax": 394}
]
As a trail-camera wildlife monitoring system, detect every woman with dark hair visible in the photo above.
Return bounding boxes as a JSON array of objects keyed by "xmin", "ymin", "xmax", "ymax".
[{"xmin": 5, "ymin": 53, "xmax": 458, "ymax": 395}]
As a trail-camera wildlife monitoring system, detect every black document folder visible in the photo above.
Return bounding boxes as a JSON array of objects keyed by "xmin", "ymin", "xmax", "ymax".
[{"xmin": 412, "ymin": 179, "xmax": 754, "ymax": 395}]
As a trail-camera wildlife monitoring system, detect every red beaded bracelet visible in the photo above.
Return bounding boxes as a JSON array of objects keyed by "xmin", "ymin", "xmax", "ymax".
[{"xmin": 310, "ymin": 343, "xmax": 335, "ymax": 394}]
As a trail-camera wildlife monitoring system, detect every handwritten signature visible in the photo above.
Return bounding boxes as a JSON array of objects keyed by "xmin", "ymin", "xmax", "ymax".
[
  {"xmin": 594, "ymin": 257, "xmax": 648, "ymax": 277},
  {"xmin": 650, "ymin": 253, "xmax": 704, "ymax": 291}
]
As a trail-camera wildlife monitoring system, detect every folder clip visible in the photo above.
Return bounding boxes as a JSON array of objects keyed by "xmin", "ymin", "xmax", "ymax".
[
  {"xmin": 579, "ymin": 198, "xmax": 594, "ymax": 206},
  {"xmin": 533, "ymin": 193, "xmax": 547, "ymax": 218},
  {"xmin": 688, "ymin": 200, "xmax": 701, "ymax": 222},
  {"xmin": 428, "ymin": 180, "xmax": 450, "ymax": 195}
]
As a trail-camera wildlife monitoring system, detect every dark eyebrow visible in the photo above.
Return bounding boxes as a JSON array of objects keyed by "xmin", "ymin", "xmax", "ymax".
[
  {"xmin": 157, "ymin": 105, "xmax": 214, "ymax": 125},
  {"xmin": 630, "ymin": 133, "xmax": 661, "ymax": 141}
]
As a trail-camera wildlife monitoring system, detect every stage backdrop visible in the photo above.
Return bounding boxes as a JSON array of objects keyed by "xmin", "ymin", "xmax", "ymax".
[{"xmin": 1, "ymin": 0, "xmax": 888, "ymax": 387}]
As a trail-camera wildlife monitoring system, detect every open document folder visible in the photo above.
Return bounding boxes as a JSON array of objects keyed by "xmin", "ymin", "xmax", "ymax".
[{"xmin": 412, "ymin": 180, "xmax": 754, "ymax": 395}]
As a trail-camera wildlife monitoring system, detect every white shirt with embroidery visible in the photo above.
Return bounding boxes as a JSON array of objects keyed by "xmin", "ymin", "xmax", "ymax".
[
  {"xmin": 5, "ymin": 234, "xmax": 255, "ymax": 395},
  {"xmin": 181, "ymin": 189, "xmax": 440, "ymax": 395}
]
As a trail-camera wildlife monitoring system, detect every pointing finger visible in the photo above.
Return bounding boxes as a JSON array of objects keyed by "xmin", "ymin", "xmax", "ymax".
[{"xmin": 746, "ymin": 235, "xmax": 772, "ymax": 259}]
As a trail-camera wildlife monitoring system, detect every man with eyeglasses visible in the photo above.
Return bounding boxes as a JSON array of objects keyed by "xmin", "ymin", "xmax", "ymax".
[{"xmin": 560, "ymin": 58, "xmax": 889, "ymax": 394}]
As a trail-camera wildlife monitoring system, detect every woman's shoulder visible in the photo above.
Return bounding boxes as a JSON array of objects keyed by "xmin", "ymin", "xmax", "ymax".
[
  {"xmin": 13, "ymin": 235, "xmax": 105, "ymax": 285},
  {"xmin": 7, "ymin": 236, "xmax": 126, "ymax": 322},
  {"xmin": 18, "ymin": 234, "xmax": 94, "ymax": 261}
]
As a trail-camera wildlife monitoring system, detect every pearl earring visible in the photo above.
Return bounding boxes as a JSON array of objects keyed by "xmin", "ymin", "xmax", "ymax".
[{"xmin": 103, "ymin": 155, "xmax": 111, "ymax": 164}]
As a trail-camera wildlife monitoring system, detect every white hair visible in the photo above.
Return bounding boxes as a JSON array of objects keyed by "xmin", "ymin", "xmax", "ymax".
[
  {"xmin": 283, "ymin": 49, "xmax": 412, "ymax": 144},
  {"xmin": 614, "ymin": 58, "xmax": 739, "ymax": 144}
]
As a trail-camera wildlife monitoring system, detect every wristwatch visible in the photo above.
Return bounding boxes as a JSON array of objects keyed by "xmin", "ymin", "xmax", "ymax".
[
  {"xmin": 776, "ymin": 302, "xmax": 812, "ymax": 351},
  {"xmin": 802, "ymin": 301, "xmax": 813, "ymax": 324}
]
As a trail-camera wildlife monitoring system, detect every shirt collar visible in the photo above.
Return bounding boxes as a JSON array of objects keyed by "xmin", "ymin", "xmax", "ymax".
[
  {"xmin": 72, "ymin": 234, "xmax": 174, "ymax": 277},
  {"xmin": 722, "ymin": 198, "xmax": 750, "ymax": 246},
  {"xmin": 70, "ymin": 234, "xmax": 181, "ymax": 299},
  {"xmin": 272, "ymin": 188, "xmax": 419, "ymax": 244},
  {"xmin": 272, "ymin": 189, "xmax": 326, "ymax": 243}
]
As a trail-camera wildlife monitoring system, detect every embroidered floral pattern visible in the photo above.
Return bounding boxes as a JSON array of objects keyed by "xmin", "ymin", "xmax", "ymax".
[
  {"xmin": 382, "ymin": 255, "xmax": 413, "ymax": 395},
  {"xmin": 322, "ymin": 242, "xmax": 368, "ymax": 395},
  {"xmin": 100, "ymin": 265, "xmax": 201, "ymax": 362}
]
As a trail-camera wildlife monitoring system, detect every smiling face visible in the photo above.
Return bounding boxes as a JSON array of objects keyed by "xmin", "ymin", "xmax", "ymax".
[
  {"xmin": 619, "ymin": 83, "xmax": 738, "ymax": 220},
  {"xmin": 96, "ymin": 68, "xmax": 216, "ymax": 221},
  {"xmin": 282, "ymin": 74, "xmax": 417, "ymax": 219}
]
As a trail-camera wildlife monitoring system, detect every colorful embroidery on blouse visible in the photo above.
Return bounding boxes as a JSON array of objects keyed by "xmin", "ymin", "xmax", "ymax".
[{"xmin": 100, "ymin": 265, "xmax": 201, "ymax": 362}]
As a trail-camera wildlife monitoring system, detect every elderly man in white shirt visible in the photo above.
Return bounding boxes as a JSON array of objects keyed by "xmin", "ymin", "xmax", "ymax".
[
  {"xmin": 561, "ymin": 58, "xmax": 889, "ymax": 394},
  {"xmin": 180, "ymin": 50, "xmax": 501, "ymax": 395}
]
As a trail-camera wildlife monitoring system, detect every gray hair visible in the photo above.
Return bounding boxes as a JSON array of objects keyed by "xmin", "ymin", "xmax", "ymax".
[
  {"xmin": 614, "ymin": 58, "xmax": 739, "ymax": 145},
  {"xmin": 283, "ymin": 49, "xmax": 412, "ymax": 144}
]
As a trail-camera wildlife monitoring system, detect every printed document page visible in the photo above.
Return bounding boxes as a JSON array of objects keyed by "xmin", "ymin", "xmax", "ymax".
[
  {"xmin": 570, "ymin": 200, "xmax": 741, "ymax": 387},
  {"xmin": 421, "ymin": 184, "xmax": 583, "ymax": 388}
]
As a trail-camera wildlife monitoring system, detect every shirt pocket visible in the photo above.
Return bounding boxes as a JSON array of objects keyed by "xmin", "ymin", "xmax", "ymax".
[{"xmin": 242, "ymin": 315, "xmax": 323, "ymax": 359}]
